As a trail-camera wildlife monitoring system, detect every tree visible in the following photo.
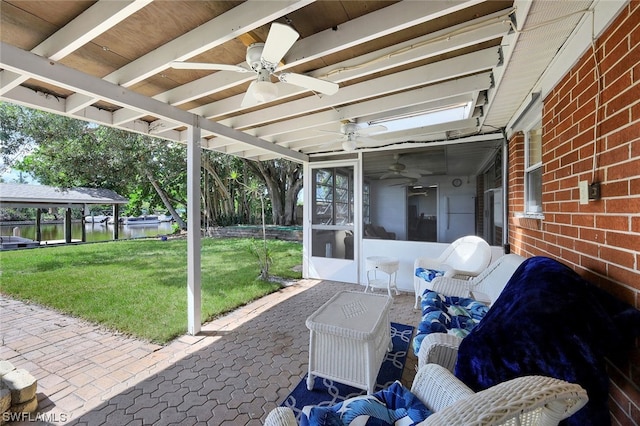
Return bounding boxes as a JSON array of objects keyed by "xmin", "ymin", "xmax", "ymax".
[
  {"xmin": 244, "ymin": 158, "xmax": 303, "ymax": 226},
  {"xmin": 2, "ymin": 102, "xmax": 306, "ymax": 230},
  {"xmin": 0, "ymin": 102, "xmax": 36, "ymax": 173},
  {"xmin": 3, "ymin": 103, "xmax": 188, "ymax": 228}
]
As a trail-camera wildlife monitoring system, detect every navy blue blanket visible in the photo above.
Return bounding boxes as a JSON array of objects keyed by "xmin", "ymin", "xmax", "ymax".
[{"xmin": 455, "ymin": 256, "xmax": 640, "ymax": 426}]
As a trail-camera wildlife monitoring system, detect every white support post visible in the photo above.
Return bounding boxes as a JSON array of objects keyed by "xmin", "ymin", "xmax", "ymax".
[{"xmin": 187, "ymin": 121, "xmax": 202, "ymax": 335}]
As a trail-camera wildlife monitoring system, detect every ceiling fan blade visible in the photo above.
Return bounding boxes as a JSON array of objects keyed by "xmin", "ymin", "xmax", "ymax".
[
  {"xmin": 357, "ymin": 136, "xmax": 380, "ymax": 146},
  {"xmin": 379, "ymin": 172, "xmax": 399, "ymax": 180},
  {"xmin": 279, "ymin": 72, "xmax": 338, "ymax": 95},
  {"xmin": 358, "ymin": 124, "xmax": 387, "ymax": 135},
  {"xmin": 402, "ymin": 171, "xmax": 422, "ymax": 179},
  {"xmin": 261, "ymin": 23, "xmax": 299, "ymax": 67},
  {"xmin": 170, "ymin": 62, "xmax": 250, "ymax": 73},
  {"xmin": 408, "ymin": 168, "xmax": 434, "ymax": 175},
  {"xmin": 390, "ymin": 179, "xmax": 417, "ymax": 187}
]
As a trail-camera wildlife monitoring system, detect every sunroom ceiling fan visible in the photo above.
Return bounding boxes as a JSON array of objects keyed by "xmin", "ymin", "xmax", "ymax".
[
  {"xmin": 380, "ymin": 154, "xmax": 432, "ymax": 180},
  {"xmin": 320, "ymin": 122, "xmax": 387, "ymax": 151},
  {"xmin": 171, "ymin": 23, "xmax": 339, "ymax": 107}
]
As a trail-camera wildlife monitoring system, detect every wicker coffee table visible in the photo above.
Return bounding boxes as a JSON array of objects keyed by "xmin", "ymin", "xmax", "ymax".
[{"xmin": 305, "ymin": 290, "xmax": 392, "ymax": 394}]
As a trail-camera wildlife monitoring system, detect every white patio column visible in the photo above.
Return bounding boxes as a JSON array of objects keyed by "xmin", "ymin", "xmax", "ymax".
[{"xmin": 187, "ymin": 120, "xmax": 202, "ymax": 335}]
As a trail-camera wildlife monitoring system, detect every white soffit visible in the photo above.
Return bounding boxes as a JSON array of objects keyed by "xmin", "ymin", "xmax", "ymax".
[{"xmin": 484, "ymin": 0, "xmax": 593, "ymax": 131}]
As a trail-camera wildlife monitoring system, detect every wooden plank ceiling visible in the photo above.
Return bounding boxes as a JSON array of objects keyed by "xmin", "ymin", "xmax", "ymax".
[{"xmin": 0, "ymin": 0, "xmax": 595, "ymax": 177}]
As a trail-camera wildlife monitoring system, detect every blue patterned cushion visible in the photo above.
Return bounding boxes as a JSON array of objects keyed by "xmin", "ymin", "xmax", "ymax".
[
  {"xmin": 301, "ymin": 381, "xmax": 431, "ymax": 426},
  {"xmin": 415, "ymin": 268, "xmax": 444, "ymax": 282},
  {"xmin": 412, "ymin": 291, "xmax": 489, "ymax": 355}
]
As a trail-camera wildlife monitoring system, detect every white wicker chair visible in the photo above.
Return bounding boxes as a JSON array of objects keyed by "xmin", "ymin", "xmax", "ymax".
[
  {"xmin": 264, "ymin": 363, "xmax": 588, "ymax": 426},
  {"xmin": 414, "ymin": 236, "xmax": 491, "ymax": 308},
  {"xmin": 416, "ymin": 254, "xmax": 525, "ymax": 371}
]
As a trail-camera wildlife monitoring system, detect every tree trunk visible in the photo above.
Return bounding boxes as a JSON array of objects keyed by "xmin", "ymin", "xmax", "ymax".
[
  {"xmin": 202, "ymin": 160, "xmax": 234, "ymax": 221},
  {"xmin": 244, "ymin": 159, "xmax": 303, "ymax": 226},
  {"xmin": 144, "ymin": 170, "xmax": 187, "ymax": 230},
  {"xmin": 285, "ymin": 178, "xmax": 303, "ymax": 225}
]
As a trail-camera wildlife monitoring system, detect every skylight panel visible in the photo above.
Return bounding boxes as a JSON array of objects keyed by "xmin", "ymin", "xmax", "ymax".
[{"xmin": 371, "ymin": 102, "xmax": 472, "ymax": 133}]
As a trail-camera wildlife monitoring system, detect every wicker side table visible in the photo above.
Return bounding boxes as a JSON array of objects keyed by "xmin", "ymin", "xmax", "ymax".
[
  {"xmin": 365, "ymin": 256, "xmax": 400, "ymax": 297},
  {"xmin": 305, "ymin": 291, "xmax": 392, "ymax": 394}
]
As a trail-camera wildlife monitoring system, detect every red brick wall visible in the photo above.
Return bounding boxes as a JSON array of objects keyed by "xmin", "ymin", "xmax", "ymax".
[{"xmin": 508, "ymin": 1, "xmax": 640, "ymax": 424}]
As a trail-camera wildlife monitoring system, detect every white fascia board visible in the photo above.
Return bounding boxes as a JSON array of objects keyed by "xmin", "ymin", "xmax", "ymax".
[
  {"xmin": 0, "ymin": 43, "xmax": 307, "ymax": 163},
  {"xmin": 505, "ymin": 0, "xmax": 626, "ymax": 134}
]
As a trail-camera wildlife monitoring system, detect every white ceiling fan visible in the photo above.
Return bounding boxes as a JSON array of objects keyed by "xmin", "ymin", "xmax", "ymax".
[
  {"xmin": 380, "ymin": 154, "xmax": 432, "ymax": 180},
  {"xmin": 320, "ymin": 122, "xmax": 387, "ymax": 151},
  {"xmin": 171, "ymin": 23, "xmax": 339, "ymax": 107}
]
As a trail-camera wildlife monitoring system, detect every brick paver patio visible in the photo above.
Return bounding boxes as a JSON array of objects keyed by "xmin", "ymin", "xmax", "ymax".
[{"xmin": 1, "ymin": 279, "xmax": 420, "ymax": 425}]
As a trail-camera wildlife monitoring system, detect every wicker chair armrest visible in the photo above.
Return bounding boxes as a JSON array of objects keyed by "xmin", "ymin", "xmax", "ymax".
[
  {"xmin": 264, "ymin": 407, "xmax": 297, "ymax": 426},
  {"xmin": 417, "ymin": 333, "xmax": 462, "ymax": 371},
  {"xmin": 411, "ymin": 363, "xmax": 475, "ymax": 413},
  {"xmin": 448, "ymin": 268, "xmax": 478, "ymax": 280},
  {"xmin": 414, "ymin": 258, "xmax": 453, "ymax": 274},
  {"xmin": 429, "ymin": 276, "xmax": 474, "ymax": 298},
  {"xmin": 420, "ymin": 373, "xmax": 589, "ymax": 426}
]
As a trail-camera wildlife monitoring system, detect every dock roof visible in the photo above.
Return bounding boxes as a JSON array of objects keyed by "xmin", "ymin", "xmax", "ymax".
[{"xmin": 0, "ymin": 183, "xmax": 128, "ymax": 209}]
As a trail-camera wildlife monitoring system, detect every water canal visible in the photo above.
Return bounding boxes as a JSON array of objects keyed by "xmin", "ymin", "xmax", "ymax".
[{"xmin": 0, "ymin": 221, "xmax": 175, "ymax": 243}]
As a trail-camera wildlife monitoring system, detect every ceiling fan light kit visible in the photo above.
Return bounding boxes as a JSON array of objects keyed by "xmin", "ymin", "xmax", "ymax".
[
  {"xmin": 379, "ymin": 154, "xmax": 432, "ymax": 180},
  {"xmin": 249, "ymin": 69, "xmax": 278, "ymax": 103},
  {"xmin": 342, "ymin": 138, "xmax": 357, "ymax": 152},
  {"xmin": 318, "ymin": 122, "xmax": 388, "ymax": 151}
]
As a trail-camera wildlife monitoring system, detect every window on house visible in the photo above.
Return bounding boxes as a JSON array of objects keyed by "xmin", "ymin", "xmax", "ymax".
[{"xmin": 525, "ymin": 123, "xmax": 542, "ymax": 214}]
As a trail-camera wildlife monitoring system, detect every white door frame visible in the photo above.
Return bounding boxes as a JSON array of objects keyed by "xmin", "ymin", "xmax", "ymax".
[{"xmin": 303, "ymin": 158, "xmax": 361, "ymax": 284}]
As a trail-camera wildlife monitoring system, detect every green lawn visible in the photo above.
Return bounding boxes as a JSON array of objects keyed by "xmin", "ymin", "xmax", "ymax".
[{"xmin": 0, "ymin": 238, "xmax": 302, "ymax": 344}]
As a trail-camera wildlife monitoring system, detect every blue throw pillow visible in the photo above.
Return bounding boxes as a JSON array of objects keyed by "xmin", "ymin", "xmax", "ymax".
[{"xmin": 301, "ymin": 382, "xmax": 431, "ymax": 426}]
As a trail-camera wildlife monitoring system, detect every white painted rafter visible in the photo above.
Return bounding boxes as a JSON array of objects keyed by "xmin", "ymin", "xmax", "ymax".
[
  {"xmin": 0, "ymin": 0, "xmax": 152, "ymax": 96},
  {"xmin": 226, "ymin": 48, "xmax": 498, "ymax": 134},
  {"xmin": 112, "ymin": 1, "xmax": 504, "ymax": 126},
  {"xmin": 65, "ymin": 0, "xmax": 315, "ymax": 114},
  {"xmin": 219, "ymin": 69, "xmax": 493, "ymax": 155},
  {"xmin": 0, "ymin": 43, "xmax": 307, "ymax": 163}
]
